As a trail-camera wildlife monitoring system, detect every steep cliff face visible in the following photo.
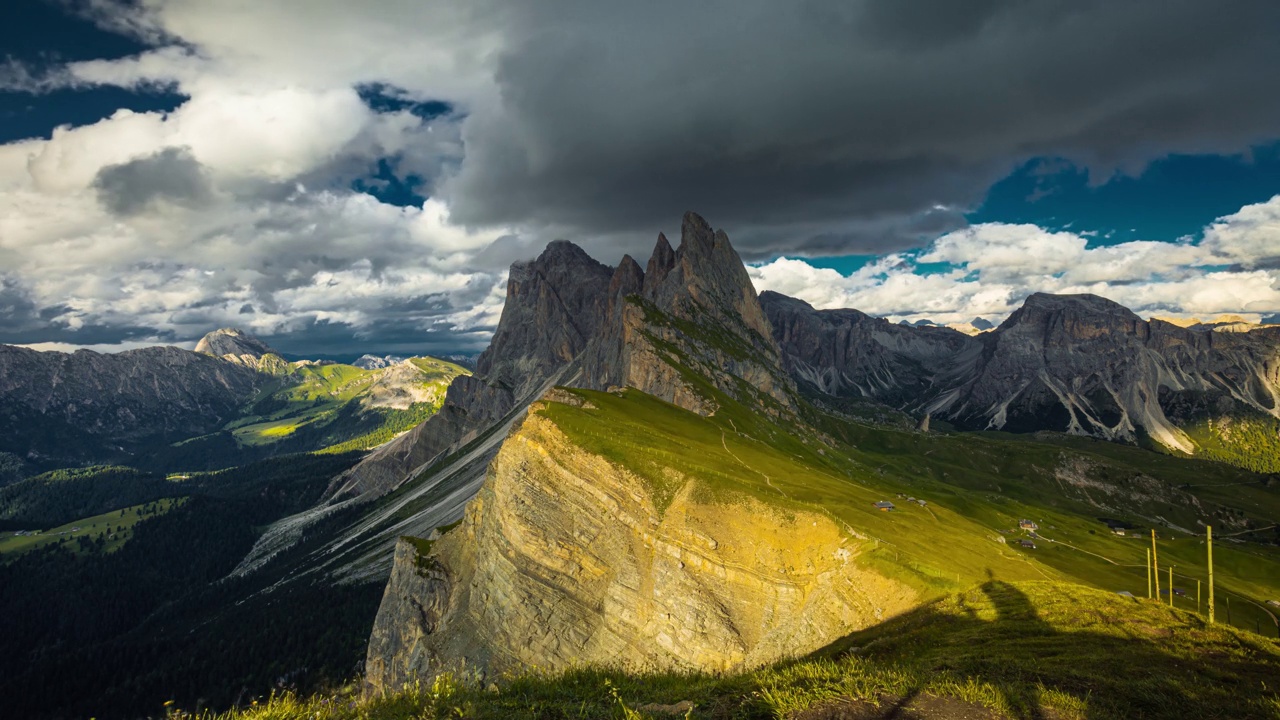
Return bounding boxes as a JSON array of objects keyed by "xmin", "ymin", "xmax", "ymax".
[
  {"xmin": 331, "ymin": 241, "xmax": 614, "ymax": 502},
  {"xmin": 761, "ymin": 291, "xmax": 979, "ymax": 404},
  {"xmin": 478, "ymin": 240, "xmax": 614, "ymax": 398},
  {"xmin": 580, "ymin": 212, "xmax": 796, "ymax": 415},
  {"xmin": 365, "ymin": 398, "xmax": 915, "ymax": 694}
]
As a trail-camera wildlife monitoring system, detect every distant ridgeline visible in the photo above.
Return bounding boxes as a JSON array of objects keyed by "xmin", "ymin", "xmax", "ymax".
[{"xmin": 0, "ymin": 328, "xmax": 470, "ymax": 476}]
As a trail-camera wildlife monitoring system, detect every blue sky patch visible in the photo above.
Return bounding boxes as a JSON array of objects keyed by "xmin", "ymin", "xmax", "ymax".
[
  {"xmin": 969, "ymin": 145, "xmax": 1280, "ymax": 245},
  {"xmin": 351, "ymin": 157, "xmax": 428, "ymax": 208},
  {"xmin": 356, "ymin": 83, "xmax": 452, "ymax": 121}
]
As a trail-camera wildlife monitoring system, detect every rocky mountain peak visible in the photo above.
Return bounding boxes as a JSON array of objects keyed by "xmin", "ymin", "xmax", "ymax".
[
  {"xmin": 679, "ymin": 209, "xmax": 716, "ymax": 255},
  {"xmin": 474, "ymin": 239, "xmax": 613, "ymax": 395},
  {"xmin": 1003, "ymin": 292, "xmax": 1143, "ymax": 330},
  {"xmin": 645, "ymin": 231, "xmax": 676, "ymax": 285},
  {"xmin": 353, "ymin": 354, "xmax": 407, "ymax": 370},
  {"xmin": 194, "ymin": 328, "xmax": 274, "ymax": 359},
  {"xmin": 573, "ymin": 212, "xmax": 795, "ymax": 415},
  {"xmin": 642, "ymin": 211, "xmax": 775, "ymax": 344},
  {"xmin": 608, "ymin": 254, "xmax": 645, "ymax": 314}
]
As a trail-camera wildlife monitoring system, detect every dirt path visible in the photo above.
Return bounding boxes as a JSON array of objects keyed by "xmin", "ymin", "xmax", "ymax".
[{"xmin": 720, "ymin": 426, "xmax": 788, "ymax": 499}]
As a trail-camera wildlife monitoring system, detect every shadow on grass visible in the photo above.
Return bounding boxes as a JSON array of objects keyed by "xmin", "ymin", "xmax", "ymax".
[{"xmin": 789, "ymin": 580, "xmax": 1280, "ymax": 720}]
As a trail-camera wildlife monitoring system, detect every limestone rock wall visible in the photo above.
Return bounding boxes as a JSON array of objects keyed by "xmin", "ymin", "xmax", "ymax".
[{"xmin": 365, "ymin": 408, "xmax": 915, "ymax": 695}]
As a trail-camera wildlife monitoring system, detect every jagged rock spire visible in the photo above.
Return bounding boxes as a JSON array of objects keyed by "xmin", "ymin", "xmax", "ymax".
[
  {"xmin": 475, "ymin": 240, "xmax": 613, "ymax": 396},
  {"xmin": 607, "ymin": 254, "xmax": 645, "ymax": 315},
  {"xmin": 646, "ymin": 232, "xmax": 676, "ymax": 286},
  {"xmin": 641, "ymin": 211, "xmax": 777, "ymax": 346}
]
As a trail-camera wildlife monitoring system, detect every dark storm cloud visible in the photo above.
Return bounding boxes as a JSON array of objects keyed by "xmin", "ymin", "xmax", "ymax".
[
  {"xmin": 259, "ymin": 292, "xmax": 499, "ymax": 360},
  {"xmin": 0, "ymin": 279, "xmax": 41, "ymax": 337},
  {"xmin": 92, "ymin": 146, "xmax": 212, "ymax": 215},
  {"xmin": 443, "ymin": 0, "xmax": 1280, "ymax": 256},
  {"xmin": 262, "ymin": 319, "xmax": 492, "ymax": 363},
  {"xmin": 0, "ymin": 276, "xmax": 171, "ymax": 347}
]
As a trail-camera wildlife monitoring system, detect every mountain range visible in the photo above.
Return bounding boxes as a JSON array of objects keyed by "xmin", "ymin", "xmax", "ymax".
[
  {"xmin": 0, "ymin": 329, "xmax": 469, "ymax": 475},
  {"xmin": 3, "ymin": 212, "xmax": 1279, "ymax": 719}
]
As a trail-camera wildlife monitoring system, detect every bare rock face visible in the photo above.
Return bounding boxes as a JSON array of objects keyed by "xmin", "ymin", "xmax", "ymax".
[
  {"xmin": 359, "ymin": 361, "xmax": 452, "ymax": 411},
  {"xmin": 761, "ymin": 291, "xmax": 979, "ymax": 405},
  {"xmin": 364, "ymin": 539, "xmax": 453, "ymax": 691},
  {"xmin": 332, "ymin": 241, "xmax": 615, "ymax": 501},
  {"xmin": 364, "ymin": 406, "xmax": 915, "ymax": 694},
  {"xmin": 194, "ymin": 328, "xmax": 275, "ymax": 363},
  {"xmin": 477, "ymin": 240, "xmax": 614, "ymax": 398},
  {"xmin": 579, "ymin": 212, "xmax": 796, "ymax": 415},
  {"xmin": 940, "ymin": 293, "xmax": 1280, "ymax": 451},
  {"xmin": 353, "ymin": 354, "xmax": 407, "ymax": 370}
]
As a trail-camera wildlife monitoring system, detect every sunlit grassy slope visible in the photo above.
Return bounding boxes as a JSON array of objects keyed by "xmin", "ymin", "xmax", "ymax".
[
  {"xmin": 0, "ymin": 497, "xmax": 183, "ymax": 557},
  {"xmin": 191, "ymin": 582, "xmax": 1280, "ymax": 720},
  {"xmin": 536, "ymin": 387, "xmax": 1280, "ymax": 632},
  {"xmin": 164, "ymin": 357, "xmax": 469, "ymax": 466}
]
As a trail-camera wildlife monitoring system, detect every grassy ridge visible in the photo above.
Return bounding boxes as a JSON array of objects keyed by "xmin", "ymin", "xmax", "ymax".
[
  {"xmin": 538, "ymin": 387, "xmax": 1280, "ymax": 626},
  {"xmin": 181, "ymin": 582, "xmax": 1280, "ymax": 720}
]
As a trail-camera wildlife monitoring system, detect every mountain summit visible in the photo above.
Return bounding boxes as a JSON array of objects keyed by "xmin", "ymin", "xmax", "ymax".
[{"xmin": 194, "ymin": 328, "xmax": 275, "ymax": 361}]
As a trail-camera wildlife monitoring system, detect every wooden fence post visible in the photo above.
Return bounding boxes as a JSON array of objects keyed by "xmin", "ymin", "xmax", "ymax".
[
  {"xmin": 1152, "ymin": 530, "xmax": 1161, "ymax": 601},
  {"xmin": 1207, "ymin": 526, "xmax": 1215, "ymax": 625},
  {"xmin": 1152, "ymin": 545, "xmax": 1162, "ymax": 597}
]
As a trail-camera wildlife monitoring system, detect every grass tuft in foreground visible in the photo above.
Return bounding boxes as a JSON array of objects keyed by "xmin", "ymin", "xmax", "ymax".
[{"xmin": 172, "ymin": 581, "xmax": 1280, "ymax": 720}]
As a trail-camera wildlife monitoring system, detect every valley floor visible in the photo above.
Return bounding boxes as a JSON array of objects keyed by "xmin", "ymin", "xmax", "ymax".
[{"xmin": 175, "ymin": 581, "xmax": 1280, "ymax": 720}]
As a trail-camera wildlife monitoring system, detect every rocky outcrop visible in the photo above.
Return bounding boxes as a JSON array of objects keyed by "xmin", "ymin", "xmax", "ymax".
[
  {"xmin": 331, "ymin": 242, "xmax": 615, "ymax": 502},
  {"xmin": 194, "ymin": 327, "xmax": 275, "ymax": 363},
  {"xmin": 0, "ymin": 343, "xmax": 266, "ymax": 467},
  {"xmin": 579, "ymin": 212, "xmax": 796, "ymax": 415},
  {"xmin": 353, "ymin": 354, "xmax": 408, "ymax": 370},
  {"xmin": 359, "ymin": 361, "xmax": 453, "ymax": 411},
  {"xmin": 477, "ymin": 240, "xmax": 614, "ymax": 398},
  {"xmin": 364, "ymin": 404, "xmax": 915, "ymax": 694},
  {"xmin": 365, "ymin": 538, "xmax": 453, "ymax": 689}
]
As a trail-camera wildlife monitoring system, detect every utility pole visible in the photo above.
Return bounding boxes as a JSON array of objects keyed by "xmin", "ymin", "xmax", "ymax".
[
  {"xmin": 1207, "ymin": 526, "xmax": 1215, "ymax": 625},
  {"xmin": 1152, "ymin": 530, "xmax": 1161, "ymax": 602},
  {"xmin": 1169, "ymin": 566, "xmax": 1174, "ymax": 608}
]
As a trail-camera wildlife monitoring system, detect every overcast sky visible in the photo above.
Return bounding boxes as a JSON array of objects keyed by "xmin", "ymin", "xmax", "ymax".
[{"xmin": 2, "ymin": 0, "xmax": 1280, "ymax": 357}]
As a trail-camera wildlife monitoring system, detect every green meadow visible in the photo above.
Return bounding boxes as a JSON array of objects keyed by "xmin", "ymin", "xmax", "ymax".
[{"xmin": 0, "ymin": 497, "xmax": 184, "ymax": 558}]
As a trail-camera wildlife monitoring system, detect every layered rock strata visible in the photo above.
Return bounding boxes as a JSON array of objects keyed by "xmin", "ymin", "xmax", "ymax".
[{"xmin": 365, "ymin": 406, "xmax": 914, "ymax": 694}]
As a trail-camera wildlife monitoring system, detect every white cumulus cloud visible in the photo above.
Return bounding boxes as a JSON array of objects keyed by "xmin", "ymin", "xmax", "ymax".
[{"xmin": 749, "ymin": 195, "xmax": 1280, "ymax": 325}]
